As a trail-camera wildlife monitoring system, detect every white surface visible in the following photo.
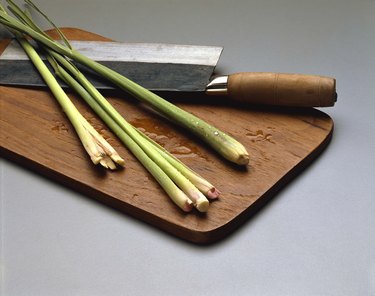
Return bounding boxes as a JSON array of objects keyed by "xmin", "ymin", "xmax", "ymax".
[{"xmin": 1, "ymin": 0, "xmax": 375, "ymax": 295}]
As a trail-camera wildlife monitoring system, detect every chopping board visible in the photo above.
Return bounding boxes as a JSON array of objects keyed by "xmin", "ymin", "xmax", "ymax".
[{"xmin": 0, "ymin": 28, "xmax": 334, "ymax": 244}]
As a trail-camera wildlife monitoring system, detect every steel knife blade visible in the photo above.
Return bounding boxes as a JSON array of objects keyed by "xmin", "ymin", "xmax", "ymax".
[{"xmin": 0, "ymin": 39, "xmax": 222, "ymax": 92}]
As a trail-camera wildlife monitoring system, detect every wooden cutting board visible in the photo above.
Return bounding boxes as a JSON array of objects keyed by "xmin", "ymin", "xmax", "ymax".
[{"xmin": 0, "ymin": 28, "xmax": 334, "ymax": 244}]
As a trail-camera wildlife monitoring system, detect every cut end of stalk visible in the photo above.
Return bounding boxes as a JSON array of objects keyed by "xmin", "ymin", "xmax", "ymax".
[
  {"xmin": 206, "ymin": 187, "xmax": 220, "ymax": 199},
  {"xmin": 220, "ymin": 138, "xmax": 250, "ymax": 165},
  {"xmin": 110, "ymin": 153, "xmax": 126, "ymax": 168},
  {"xmin": 90, "ymin": 151, "xmax": 124, "ymax": 170},
  {"xmin": 81, "ymin": 120, "xmax": 125, "ymax": 170},
  {"xmin": 182, "ymin": 199, "xmax": 194, "ymax": 212},
  {"xmin": 237, "ymin": 153, "xmax": 250, "ymax": 165},
  {"xmin": 99, "ymin": 157, "xmax": 116, "ymax": 170},
  {"xmin": 185, "ymin": 189, "xmax": 210, "ymax": 212},
  {"xmin": 170, "ymin": 189, "xmax": 194, "ymax": 212},
  {"xmin": 195, "ymin": 198, "xmax": 210, "ymax": 212},
  {"xmin": 90, "ymin": 154, "xmax": 103, "ymax": 165}
]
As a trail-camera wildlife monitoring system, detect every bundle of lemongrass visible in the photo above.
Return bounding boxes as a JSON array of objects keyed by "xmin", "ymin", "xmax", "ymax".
[{"xmin": 0, "ymin": 0, "xmax": 249, "ymax": 212}]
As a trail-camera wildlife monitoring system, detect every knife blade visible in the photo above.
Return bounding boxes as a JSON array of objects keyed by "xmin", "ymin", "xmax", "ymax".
[
  {"xmin": 0, "ymin": 39, "xmax": 337, "ymax": 107},
  {"xmin": 0, "ymin": 39, "xmax": 222, "ymax": 92}
]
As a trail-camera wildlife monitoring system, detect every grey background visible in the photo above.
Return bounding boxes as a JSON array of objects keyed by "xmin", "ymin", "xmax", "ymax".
[{"xmin": 1, "ymin": 0, "xmax": 375, "ymax": 295}]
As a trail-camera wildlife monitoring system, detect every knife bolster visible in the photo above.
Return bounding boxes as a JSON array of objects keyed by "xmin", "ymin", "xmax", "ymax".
[
  {"xmin": 206, "ymin": 76, "xmax": 228, "ymax": 96},
  {"xmin": 227, "ymin": 72, "xmax": 337, "ymax": 107}
]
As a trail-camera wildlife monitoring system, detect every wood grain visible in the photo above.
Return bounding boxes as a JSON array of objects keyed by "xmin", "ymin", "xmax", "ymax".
[{"xmin": 0, "ymin": 28, "xmax": 334, "ymax": 244}]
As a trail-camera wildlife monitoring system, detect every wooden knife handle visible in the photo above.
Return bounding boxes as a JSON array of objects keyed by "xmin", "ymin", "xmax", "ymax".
[{"xmin": 227, "ymin": 72, "xmax": 336, "ymax": 107}]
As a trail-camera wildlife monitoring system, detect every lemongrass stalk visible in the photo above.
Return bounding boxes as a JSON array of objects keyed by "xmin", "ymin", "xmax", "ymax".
[
  {"xmin": 14, "ymin": 35, "xmax": 124, "ymax": 169},
  {"xmin": 54, "ymin": 63, "xmax": 196, "ymax": 212},
  {"xmin": 48, "ymin": 49, "xmax": 219, "ymax": 198},
  {"xmin": 54, "ymin": 61, "xmax": 209, "ymax": 212},
  {"xmin": 0, "ymin": 9, "xmax": 249, "ymax": 165}
]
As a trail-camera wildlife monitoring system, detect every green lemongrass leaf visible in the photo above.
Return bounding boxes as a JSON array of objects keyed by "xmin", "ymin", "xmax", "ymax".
[
  {"xmin": 0, "ymin": 11, "xmax": 73, "ymax": 54},
  {"xmin": 6, "ymin": 0, "xmax": 69, "ymax": 52},
  {"xmin": 6, "ymin": 0, "xmax": 33, "ymax": 26},
  {"xmin": 42, "ymin": 43, "xmax": 81, "ymax": 78},
  {"xmin": 6, "ymin": 0, "xmax": 47, "ymax": 43},
  {"xmin": 24, "ymin": 0, "xmax": 72, "ymax": 49},
  {"xmin": 45, "ymin": 52, "xmax": 59, "ymax": 73}
]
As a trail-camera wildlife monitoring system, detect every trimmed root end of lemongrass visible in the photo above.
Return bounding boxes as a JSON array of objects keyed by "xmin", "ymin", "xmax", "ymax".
[
  {"xmin": 206, "ymin": 187, "xmax": 220, "ymax": 199},
  {"xmin": 184, "ymin": 174, "xmax": 220, "ymax": 199},
  {"xmin": 230, "ymin": 147, "xmax": 249, "ymax": 166},
  {"xmin": 183, "ymin": 199, "xmax": 194, "ymax": 212},
  {"xmin": 170, "ymin": 190, "xmax": 194, "ymax": 212},
  {"xmin": 185, "ymin": 189, "xmax": 210, "ymax": 211},
  {"xmin": 221, "ymin": 138, "xmax": 250, "ymax": 165},
  {"xmin": 195, "ymin": 198, "xmax": 210, "ymax": 213},
  {"xmin": 237, "ymin": 153, "xmax": 250, "ymax": 165}
]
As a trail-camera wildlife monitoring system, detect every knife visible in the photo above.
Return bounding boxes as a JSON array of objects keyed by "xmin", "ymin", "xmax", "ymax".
[{"xmin": 0, "ymin": 39, "xmax": 336, "ymax": 107}]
